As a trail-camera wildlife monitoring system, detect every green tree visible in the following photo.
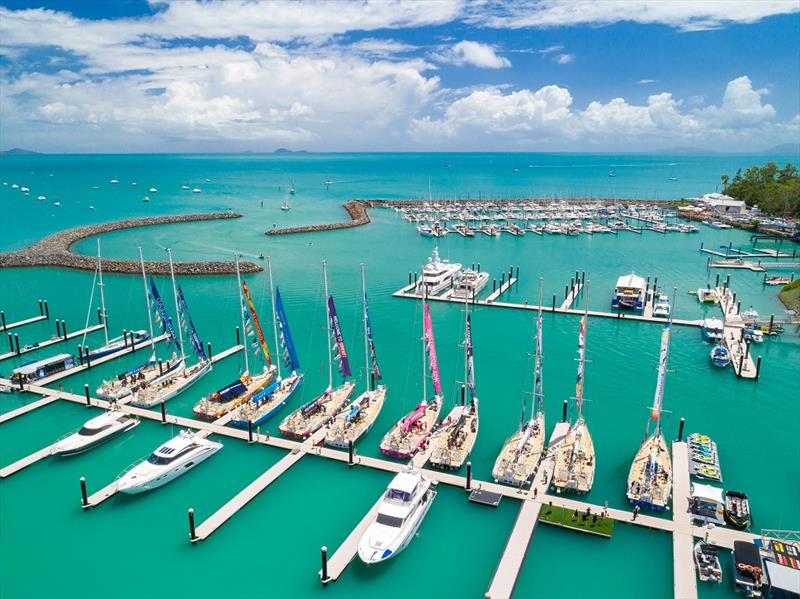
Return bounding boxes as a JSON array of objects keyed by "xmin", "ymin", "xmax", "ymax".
[{"xmin": 721, "ymin": 162, "xmax": 800, "ymax": 217}]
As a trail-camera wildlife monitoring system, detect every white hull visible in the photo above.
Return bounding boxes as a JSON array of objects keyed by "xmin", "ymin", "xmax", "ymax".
[
  {"xmin": 128, "ymin": 360, "xmax": 212, "ymax": 408},
  {"xmin": 325, "ymin": 385, "xmax": 387, "ymax": 448},
  {"xmin": 53, "ymin": 412, "xmax": 139, "ymax": 457},
  {"xmin": 492, "ymin": 412, "xmax": 545, "ymax": 486}
]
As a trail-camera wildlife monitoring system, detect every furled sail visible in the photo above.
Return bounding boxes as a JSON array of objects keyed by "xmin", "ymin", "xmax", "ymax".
[
  {"xmin": 327, "ymin": 295, "xmax": 351, "ymax": 379},
  {"xmin": 575, "ymin": 315, "xmax": 586, "ymax": 406},
  {"xmin": 177, "ymin": 286, "xmax": 207, "ymax": 361},
  {"xmin": 423, "ymin": 304, "xmax": 442, "ymax": 395},
  {"xmin": 242, "ymin": 281, "xmax": 272, "ymax": 365},
  {"xmin": 149, "ymin": 277, "xmax": 181, "ymax": 353},
  {"xmin": 275, "ymin": 287, "xmax": 300, "ymax": 372},
  {"xmin": 465, "ymin": 313, "xmax": 477, "ymax": 401},
  {"xmin": 650, "ymin": 323, "xmax": 671, "ymax": 428},
  {"xmin": 364, "ymin": 292, "xmax": 382, "ymax": 381}
]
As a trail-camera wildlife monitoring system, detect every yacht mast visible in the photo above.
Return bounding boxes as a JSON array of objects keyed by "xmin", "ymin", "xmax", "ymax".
[
  {"xmin": 96, "ymin": 239, "xmax": 109, "ymax": 345},
  {"xmin": 138, "ymin": 246, "xmax": 155, "ymax": 351},
  {"xmin": 323, "ymin": 260, "xmax": 333, "ymax": 390},
  {"xmin": 361, "ymin": 263, "xmax": 370, "ymax": 393},
  {"xmin": 267, "ymin": 256, "xmax": 281, "ymax": 379},
  {"xmin": 534, "ymin": 276, "xmax": 544, "ymax": 418},
  {"xmin": 234, "ymin": 254, "xmax": 249, "ymax": 375},
  {"xmin": 166, "ymin": 248, "xmax": 186, "ymax": 363},
  {"xmin": 576, "ymin": 280, "xmax": 590, "ymax": 423},
  {"xmin": 650, "ymin": 288, "xmax": 676, "ymax": 436},
  {"xmin": 422, "ymin": 278, "xmax": 428, "ymax": 405}
]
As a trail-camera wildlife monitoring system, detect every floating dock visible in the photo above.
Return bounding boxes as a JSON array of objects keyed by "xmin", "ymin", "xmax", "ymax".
[
  {"xmin": 0, "ymin": 394, "xmax": 61, "ymax": 424},
  {"xmin": 559, "ymin": 279, "xmax": 583, "ymax": 310},
  {"xmin": 671, "ymin": 441, "xmax": 698, "ymax": 599},
  {"xmin": 0, "ymin": 323, "xmax": 105, "ymax": 362},
  {"xmin": 1, "ymin": 313, "xmax": 47, "ymax": 332}
]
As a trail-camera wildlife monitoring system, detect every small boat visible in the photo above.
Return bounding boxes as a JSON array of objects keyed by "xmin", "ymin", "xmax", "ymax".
[
  {"xmin": 116, "ymin": 430, "xmax": 222, "ymax": 494},
  {"xmin": 611, "ymin": 273, "xmax": 646, "ymax": 312},
  {"xmin": 694, "ymin": 541, "xmax": 723, "ymax": 583},
  {"xmin": 11, "ymin": 183, "xmax": 18, "ymax": 189},
  {"xmin": 324, "ymin": 178, "xmax": 333, "ymax": 187},
  {"xmin": 53, "ymin": 201, "xmax": 61, "ymax": 207},
  {"xmin": 280, "ymin": 201, "xmax": 291, "ymax": 211},
  {"xmin": 415, "ymin": 246, "xmax": 462, "ymax": 296},
  {"xmin": 325, "ymin": 265, "xmax": 386, "ymax": 448},
  {"xmin": 450, "ymin": 269, "xmax": 489, "ymax": 300},
  {"xmin": 417, "ymin": 223, "xmax": 433, "ymax": 237},
  {"xmin": 279, "ymin": 261, "xmax": 354, "ymax": 439},
  {"xmin": 52, "ymin": 407, "xmax": 139, "ymax": 456},
  {"xmin": 608, "ymin": 171, "xmax": 617, "ymax": 177},
  {"xmin": 669, "ymin": 176, "xmax": 678, "ymax": 182},
  {"xmin": 697, "ymin": 287, "xmax": 720, "ymax": 303},
  {"xmin": 652, "ymin": 293, "xmax": 671, "ymax": 318},
  {"xmin": 288, "ymin": 181, "xmax": 296, "ymax": 195},
  {"xmin": 357, "ymin": 467, "xmax": 437, "ymax": 564},
  {"xmin": 743, "ymin": 328, "xmax": 764, "ymax": 343},
  {"xmin": 192, "ymin": 187, "xmax": 201, "ymax": 193},
  {"xmin": 149, "ymin": 187, "xmax": 158, "ymax": 193},
  {"xmin": 725, "ymin": 491, "xmax": 751, "ymax": 530},
  {"xmin": 37, "ymin": 195, "xmax": 46, "ymax": 201},
  {"xmin": 20, "ymin": 186, "xmax": 29, "ymax": 192},
  {"xmin": 741, "ymin": 308, "xmax": 759, "ymax": 323},
  {"xmin": 709, "ymin": 344, "xmax": 731, "ymax": 368},
  {"xmin": 181, "ymin": 185, "xmax": 190, "ymax": 190},
  {"xmin": 131, "ymin": 182, "xmax": 137, "ymax": 186},
  {"xmin": 110, "ymin": 179, "xmax": 119, "ymax": 184},
  {"xmin": 143, "ymin": 196, "xmax": 150, "ymax": 202},
  {"xmin": 701, "ymin": 318, "xmax": 724, "ymax": 343},
  {"xmin": 89, "ymin": 205, "xmax": 96, "ymax": 210},
  {"xmin": 12, "ymin": 353, "xmax": 75, "ymax": 384},
  {"xmin": 688, "ymin": 482, "xmax": 725, "ymax": 525},
  {"xmin": 764, "ymin": 276, "xmax": 790, "ymax": 286},
  {"xmin": 731, "ymin": 541, "xmax": 764, "ymax": 598}
]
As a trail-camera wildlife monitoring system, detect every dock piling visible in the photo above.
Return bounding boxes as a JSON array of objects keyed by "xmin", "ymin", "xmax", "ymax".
[
  {"xmin": 14, "ymin": 334, "xmax": 20, "ymax": 354},
  {"xmin": 501, "ymin": 273, "xmax": 505, "ymax": 287},
  {"xmin": 56, "ymin": 320, "xmax": 62, "ymax": 337},
  {"xmin": 551, "ymin": 294, "xmax": 556, "ymax": 311},
  {"xmin": 160, "ymin": 401, "xmax": 166, "ymax": 424},
  {"xmin": 715, "ymin": 273, "xmax": 720, "ymax": 287},
  {"xmin": 465, "ymin": 461, "xmax": 472, "ymax": 491},
  {"xmin": 408, "ymin": 272, "xmax": 412, "ymax": 285},
  {"xmin": 564, "ymin": 284, "xmax": 569, "ymax": 300},
  {"xmin": 207, "ymin": 342, "xmax": 212, "ymax": 359},
  {"xmin": 84, "ymin": 384, "xmax": 90, "ymax": 407},
  {"xmin": 97, "ymin": 307, "xmax": 102, "ymax": 325},
  {"xmin": 38, "ymin": 300, "xmax": 43, "ymax": 316},
  {"xmin": 18, "ymin": 376, "xmax": 23, "ymax": 391},
  {"xmin": 493, "ymin": 279, "xmax": 497, "ymax": 293},
  {"xmin": 44, "ymin": 300, "xmax": 49, "ymax": 319},
  {"xmin": 321, "ymin": 546, "xmax": 329, "ymax": 585},
  {"xmin": 769, "ymin": 314, "xmax": 774, "ymax": 333},
  {"xmin": 7, "ymin": 333, "xmax": 12, "ymax": 351},
  {"xmin": 236, "ymin": 326, "xmax": 240, "ymax": 346},
  {"xmin": 736, "ymin": 354, "xmax": 744, "ymax": 378},
  {"xmin": 516, "ymin": 265, "xmax": 519, "ymax": 279},
  {"xmin": 248, "ymin": 420, "xmax": 253, "ymax": 444},
  {"xmin": 678, "ymin": 417, "xmax": 685, "ymax": 442},
  {"xmin": 700, "ymin": 241, "xmax": 704, "ymax": 250},
  {"xmin": 61, "ymin": 320, "xmax": 66, "ymax": 339},
  {"xmin": 562, "ymin": 399, "xmax": 568, "ymax": 422},
  {"xmin": 85, "ymin": 348, "xmax": 91, "ymax": 369},
  {"xmin": 158, "ymin": 359, "xmax": 163, "ymax": 375},
  {"xmin": 189, "ymin": 508, "xmax": 197, "ymax": 542},
  {"xmin": 80, "ymin": 477, "xmax": 88, "ymax": 508},
  {"xmin": 756, "ymin": 356, "xmax": 762, "ymax": 380},
  {"xmin": 348, "ymin": 440, "xmax": 354, "ymax": 466},
  {"xmin": 1, "ymin": 311, "xmax": 5, "ymax": 330},
  {"xmin": 581, "ymin": 271, "xmax": 585, "ymax": 286},
  {"xmin": 130, "ymin": 331, "xmax": 136, "ymax": 351},
  {"xmin": 737, "ymin": 301, "xmax": 741, "ymax": 315},
  {"xmin": 123, "ymin": 329, "xmax": 128, "ymax": 347}
]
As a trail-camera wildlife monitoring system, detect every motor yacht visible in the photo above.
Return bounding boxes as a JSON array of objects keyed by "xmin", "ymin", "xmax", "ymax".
[
  {"xmin": 652, "ymin": 294, "xmax": 671, "ymax": 318},
  {"xmin": 701, "ymin": 318, "xmax": 724, "ymax": 343},
  {"xmin": 415, "ymin": 246, "xmax": 462, "ymax": 296},
  {"xmin": 697, "ymin": 287, "xmax": 720, "ymax": 303},
  {"xmin": 709, "ymin": 344, "xmax": 731, "ymax": 368},
  {"xmin": 52, "ymin": 408, "xmax": 139, "ymax": 456},
  {"xmin": 450, "ymin": 269, "xmax": 489, "ymax": 300},
  {"xmin": 116, "ymin": 430, "xmax": 222, "ymax": 494},
  {"xmin": 357, "ymin": 468, "xmax": 437, "ymax": 564}
]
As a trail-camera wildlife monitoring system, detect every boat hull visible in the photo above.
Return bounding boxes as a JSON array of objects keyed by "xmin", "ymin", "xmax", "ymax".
[
  {"xmin": 324, "ymin": 386, "xmax": 387, "ymax": 448},
  {"xmin": 117, "ymin": 442, "xmax": 222, "ymax": 494},
  {"xmin": 128, "ymin": 361, "xmax": 212, "ymax": 408},
  {"xmin": 53, "ymin": 418, "xmax": 139, "ymax": 457}
]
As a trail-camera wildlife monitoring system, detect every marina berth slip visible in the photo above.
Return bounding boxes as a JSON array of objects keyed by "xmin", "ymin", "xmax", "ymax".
[
  {"xmin": 52, "ymin": 406, "xmax": 139, "ymax": 457},
  {"xmin": 701, "ymin": 318, "xmax": 725, "ymax": 343},
  {"xmin": 626, "ymin": 304, "xmax": 675, "ymax": 512},
  {"xmin": 428, "ymin": 307, "xmax": 479, "ymax": 470},
  {"xmin": 192, "ymin": 257, "xmax": 276, "ymax": 420},
  {"xmin": 115, "ymin": 430, "xmax": 222, "ymax": 494},
  {"xmin": 492, "ymin": 278, "xmax": 547, "ymax": 487},
  {"xmin": 357, "ymin": 467, "xmax": 437, "ymax": 564},
  {"xmin": 325, "ymin": 264, "xmax": 387, "ymax": 448},
  {"xmin": 415, "ymin": 246, "xmax": 462, "ymax": 296},
  {"xmin": 128, "ymin": 249, "xmax": 212, "ymax": 408},
  {"xmin": 611, "ymin": 273, "xmax": 646, "ymax": 312},
  {"xmin": 552, "ymin": 282, "xmax": 596, "ymax": 495},
  {"xmin": 380, "ymin": 298, "xmax": 443, "ymax": 460},
  {"xmin": 279, "ymin": 261, "xmax": 354, "ymax": 439}
]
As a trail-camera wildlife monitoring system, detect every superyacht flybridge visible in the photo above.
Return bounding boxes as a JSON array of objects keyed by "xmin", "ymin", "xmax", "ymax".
[
  {"xmin": 492, "ymin": 278, "xmax": 546, "ymax": 487},
  {"xmin": 552, "ymin": 282, "xmax": 596, "ymax": 495}
]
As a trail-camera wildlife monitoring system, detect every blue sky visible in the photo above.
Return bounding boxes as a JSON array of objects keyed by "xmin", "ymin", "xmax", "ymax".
[{"xmin": 0, "ymin": 0, "xmax": 798, "ymax": 152}]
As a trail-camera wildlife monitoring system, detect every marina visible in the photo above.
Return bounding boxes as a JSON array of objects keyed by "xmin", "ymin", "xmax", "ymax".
[{"xmin": 0, "ymin": 323, "xmax": 105, "ymax": 362}]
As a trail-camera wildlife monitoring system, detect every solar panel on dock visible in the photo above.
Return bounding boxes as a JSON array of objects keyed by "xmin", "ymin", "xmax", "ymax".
[{"xmin": 469, "ymin": 489, "xmax": 502, "ymax": 506}]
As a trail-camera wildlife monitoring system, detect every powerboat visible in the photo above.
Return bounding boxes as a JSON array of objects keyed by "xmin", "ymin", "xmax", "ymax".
[
  {"xmin": 415, "ymin": 246, "xmax": 462, "ymax": 296},
  {"xmin": 694, "ymin": 541, "xmax": 723, "ymax": 583},
  {"xmin": 697, "ymin": 287, "xmax": 720, "ymax": 303},
  {"xmin": 52, "ymin": 408, "xmax": 139, "ymax": 456},
  {"xmin": 724, "ymin": 491, "xmax": 751, "ymax": 530},
  {"xmin": 116, "ymin": 430, "xmax": 222, "ymax": 494},
  {"xmin": 743, "ymin": 328, "xmax": 764, "ymax": 344},
  {"xmin": 450, "ymin": 269, "xmax": 489, "ymax": 300},
  {"xmin": 652, "ymin": 294, "xmax": 671, "ymax": 318},
  {"xmin": 611, "ymin": 273, "xmax": 645, "ymax": 312},
  {"xmin": 710, "ymin": 344, "xmax": 731, "ymax": 368},
  {"xmin": 731, "ymin": 541, "xmax": 764, "ymax": 598},
  {"xmin": 701, "ymin": 319, "xmax": 724, "ymax": 343},
  {"xmin": 357, "ymin": 468, "xmax": 437, "ymax": 564}
]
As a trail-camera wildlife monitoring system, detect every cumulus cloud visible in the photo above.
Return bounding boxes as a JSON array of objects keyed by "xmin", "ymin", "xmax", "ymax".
[
  {"xmin": 698, "ymin": 76, "xmax": 776, "ymax": 127},
  {"xmin": 554, "ymin": 53, "xmax": 574, "ymax": 64},
  {"xmin": 434, "ymin": 40, "xmax": 511, "ymax": 68},
  {"xmin": 638, "ymin": 79, "xmax": 657, "ymax": 84},
  {"xmin": 475, "ymin": 0, "xmax": 800, "ymax": 32}
]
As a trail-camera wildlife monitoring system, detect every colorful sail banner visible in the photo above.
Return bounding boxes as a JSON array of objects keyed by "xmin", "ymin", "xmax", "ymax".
[
  {"xmin": 327, "ymin": 295, "xmax": 351, "ymax": 378},
  {"xmin": 575, "ymin": 316, "xmax": 586, "ymax": 400},
  {"xmin": 177, "ymin": 286, "xmax": 207, "ymax": 361},
  {"xmin": 424, "ymin": 304, "xmax": 442, "ymax": 395},
  {"xmin": 465, "ymin": 313, "xmax": 477, "ymax": 400},
  {"xmin": 149, "ymin": 278, "xmax": 181, "ymax": 352},
  {"xmin": 651, "ymin": 323, "xmax": 671, "ymax": 424},
  {"xmin": 364, "ymin": 292, "xmax": 382, "ymax": 381},
  {"xmin": 275, "ymin": 287, "xmax": 300, "ymax": 371},
  {"xmin": 242, "ymin": 281, "xmax": 272, "ymax": 365}
]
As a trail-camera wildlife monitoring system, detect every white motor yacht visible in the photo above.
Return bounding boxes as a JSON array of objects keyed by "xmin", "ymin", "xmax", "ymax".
[
  {"xmin": 451, "ymin": 269, "xmax": 489, "ymax": 300},
  {"xmin": 52, "ymin": 408, "xmax": 139, "ymax": 456},
  {"xmin": 116, "ymin": 430, "xmax": 222, "ymax": 494},
  {"xmin": 652, "ymin": 294, "xmax": 671, "ymax": 318},
  {"xmin": 415, "ymin": 246, "xmax": 462, "ymax": 296},
  {"xmin": 357, "ymin": 468, "xmax": 437, "ymax": 564}
]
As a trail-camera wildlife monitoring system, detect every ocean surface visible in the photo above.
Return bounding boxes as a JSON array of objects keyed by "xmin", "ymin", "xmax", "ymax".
[{"xmin": 0, "ymin": 153, "xmax": 798, "ymax": 599}]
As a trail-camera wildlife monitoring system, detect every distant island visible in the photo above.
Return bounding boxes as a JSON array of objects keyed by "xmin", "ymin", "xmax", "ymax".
[
  {"xmin": 0, "ymin": 148, "xmax": 41, "ymax": 155},
  {"xmin": 273, "ymin": 148, "xmax": 308, "ymax": 154}
]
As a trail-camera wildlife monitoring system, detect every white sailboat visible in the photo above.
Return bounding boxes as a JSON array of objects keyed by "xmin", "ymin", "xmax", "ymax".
[
  {"xmin": 627, "ymin": 291, "xmax": 675, "ymax": 511},
  {"xmin": 279, "ymin": 260, "xmax": 355, "ymax": 438},
  {"xmin": 128, "ymin": 249, "xmax": 212, "ymax": 407},
  {"xmin": 428, "ymin": 305, "xmax": 479, "ymax": 470},
  {"xmin": 552, "ymin": 281, "xmax": 596, "ymax": 495},
  {"xmin": 325, "ymin": 263, "xmax": 387, "ymax": 448},
  {"xmin": 493, "ymin": 278, "xmax": 546, "ymax": 486}
]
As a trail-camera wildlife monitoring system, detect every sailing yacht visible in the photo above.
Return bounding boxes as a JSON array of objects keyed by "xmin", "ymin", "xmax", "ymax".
[
  {"xmin": 52, "ymin": 406, "xmax": 139, "ymax": 456},
  {"xmin": 428, "ymin": 307, "xmax": 479, "ymax": 470},
  {"xmin": 230, "ymin": 263, "xmax": 303, "ymax": 428},
  {"xmin": 128, "ymin": 249, "xmax": 212, "ymax": 408},
  {"xmin": 380, "ymin": 298, "xmax": 443, "ymax": 459},
  {"xmin": 116, "ymin": 430, "xmax": 222, "ymax": 494},
  {"xmin": 493, "ymin": 279, "xmax": 546, "ymax": 487},
  {"xmin": 552, "ymin": 283, "xmax": 596, "ymax": 495},
  {"xmin": 357, "ymin": 467, "xmax": 437, "ymax": 564},
  {"xmin": 84, "ymin": 240, "xmax": 150, "ymax": 361},
  {"xmin": 279, "ymin": 261, "xmax": 354, "ymax": 439},
  {"xmin": 325, "ymin": 264, "xmax": 387, "ymax": 448},
  {"xmin": 627, "ymin": 304, "xmax": 675, "ymax": 511},
  {"xmin": 192, "ymin": 256, "xmax": 276, "ymax": 420},
  {"xmin": 97, "ymin": 248, "xmax": 182, "ymax": 401}
]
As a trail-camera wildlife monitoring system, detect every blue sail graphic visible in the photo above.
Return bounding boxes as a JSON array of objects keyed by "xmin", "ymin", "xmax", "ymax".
[
  {"xmin": 149, "ymin": 278, "xmax": 181, "ymax": 353},
  {"xmin": 275, "ymin": 287, "xmax": 300, "ymax": 372},
  {"xmin": 364, "ymin": 292, "xmax": 382, "ymax": 380},
  {"xmin": 327, "ymin": 295, "xmax": 351, "ymax": 379},
  {"xmin": 177, "ymin": 286, "xmax": 206, "ymax": 361}
]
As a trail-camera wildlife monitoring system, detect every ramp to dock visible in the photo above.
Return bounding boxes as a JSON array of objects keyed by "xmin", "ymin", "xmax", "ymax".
[
  {"xmin": 486, "ymin": 277, "xmax": 517, "ymax": 303},
  {"xmin": 671, "ymin": 442, "xmax": 698, "ymax": 599},
  {"xmin": 86, "ymin": 481, "xmax": 119, "ymax": 508}
]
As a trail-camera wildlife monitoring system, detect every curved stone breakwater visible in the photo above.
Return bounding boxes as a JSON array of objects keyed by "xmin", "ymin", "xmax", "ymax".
[
  {"xmin": 266, "ymin": 200, "xmax": 370, "ymax": 235},
  {"xmin": 0, "ymin": 212, "xmax": 263, "ymax": 275}
]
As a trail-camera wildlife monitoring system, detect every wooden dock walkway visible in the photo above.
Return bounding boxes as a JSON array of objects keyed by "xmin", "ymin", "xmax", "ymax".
[
  {"xmin": 322, "ymin": 497, "xmax": 383, "ymax": 583},
  {"xmin": 0, "ymin": 394, "xmax": 61, "ymax": 424},
  {"xmin": 717, "ymin": 288, "xmax": 758, "ymax": 380},
  {"xmin": 559, "ymin": 280, "xmax": 583, "ymax": 310},
  {"xmin": 1, "ymin": 314, "xmax": 47, "ymax": 332},
  {"xmin": 193, "ymin": 427, "xmax": 327, "ymax": 542},
  {"xmin": 0, "ymin": 324, "xmax": 105, "ymax": 362},
  {"xmin": 709, "ymin": 260, "xmax": 766, "ymax": 272},
  {"xmin": 36, "ymin": 333, "xmax": 170, "ymax": 386},
  {"xmin": 486, "ymin": 277, "xmax": 517, "ymax": 303},
  {"xmin": 0, "ymin": 444, "xmax": 55, "ymax": 478},
  {"xmin": 671, "ymin": 441, "xmax": 697, "ymax": 599}
]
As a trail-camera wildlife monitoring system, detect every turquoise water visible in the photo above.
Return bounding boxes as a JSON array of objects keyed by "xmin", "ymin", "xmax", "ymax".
[{"xmin": 1, "ymin": 153, "xmax": 798, "ymax": 599}]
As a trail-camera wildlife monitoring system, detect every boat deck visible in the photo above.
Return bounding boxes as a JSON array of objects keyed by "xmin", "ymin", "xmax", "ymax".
[{"xmin": 0, "ymin": 324, "xmax": 105, "ymax": 362}]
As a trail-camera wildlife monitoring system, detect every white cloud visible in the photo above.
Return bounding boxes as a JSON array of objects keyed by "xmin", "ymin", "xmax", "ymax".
[
  {"xmin": 434, "ymin": 40, "xmax": 511, "ymax": 68},
  {"xmin": 638, "ymin": 79, "xmax": 656, "ymax": 84},
  {"xmin": 475, "ymin": 0, "xmax": 800, "ymax": 32},
  {"xmin": 554, "ymin": 53, "xmax": 574, "ymax": 64},
  {"xmin": 538, "ymin": 44, "xmax": 564, "ymax": 54},
  {"xmin": 698, "ymin": 75, "xmax": 776, "ymax": 127}
]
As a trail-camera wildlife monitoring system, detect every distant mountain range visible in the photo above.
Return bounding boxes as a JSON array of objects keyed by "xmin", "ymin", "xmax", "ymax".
[
  {"xmin": 0, "ymin": 148, "xmax": 41, "ymax": 155},
  {"xmin": 651, "ymin": 144, "xmax": 799, "ymax": 156}
]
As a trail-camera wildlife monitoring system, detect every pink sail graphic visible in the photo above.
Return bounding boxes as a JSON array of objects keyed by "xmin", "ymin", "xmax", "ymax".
[
  {"xmin": 402, "ymin": 403, "xmax": 428, "ymax": 433},
  {"xmin": 424, "ymin": 304, "xmax": 442, "ymax": 395}
]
